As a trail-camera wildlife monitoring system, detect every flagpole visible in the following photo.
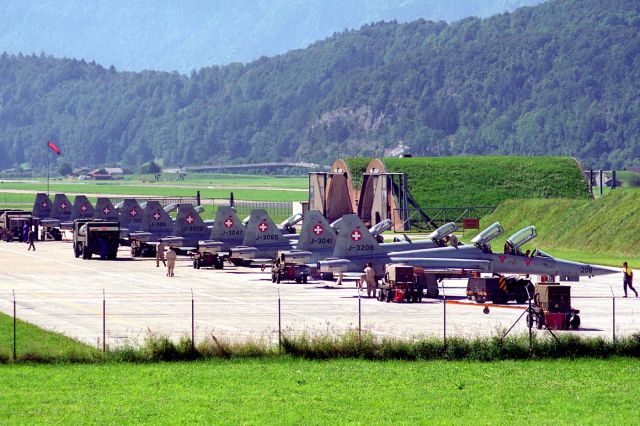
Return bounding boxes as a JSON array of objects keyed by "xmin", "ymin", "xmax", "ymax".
[{"xmin": 47, "ymin": 144, "xmax": 50, "ymax": 196}]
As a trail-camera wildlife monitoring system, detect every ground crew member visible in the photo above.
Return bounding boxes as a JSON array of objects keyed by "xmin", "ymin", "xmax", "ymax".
[
  {"xmin": 156, "ymin": 239, "xmax": 166, "ymax": 267},
  {"xmin": 27, "ymin": 228, "xmax": 36, "ymax": 251},
  {"xmin": 166, "ymin": 246, "xmax": 177, "ymax": 277},
  {"xmin": 364, "ymin": 262, "xmax": 377, "ymax": 298},
  {"xmin": 622, "ymin": 261, "xmax": 637, "ymax": 298}
]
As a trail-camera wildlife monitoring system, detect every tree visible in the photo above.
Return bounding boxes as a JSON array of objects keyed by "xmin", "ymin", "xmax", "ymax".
[{"xmin": 58, "ymin": 162, "xmax": 72, "ymax": 176}]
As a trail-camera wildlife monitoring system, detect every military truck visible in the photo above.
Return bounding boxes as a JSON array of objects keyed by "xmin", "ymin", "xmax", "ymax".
[
  {"xmin": 0, "ymin": 210, "xmax": 32, "ymax": 242},
  {"xmin": 377, "ymin": 264, "xmax": 440, "ymax": 303},
  {"xmin": 73, "ymin": 220, "xmax": 120, "ymax": 260},
  {"xmin": 466, "ymin": 276, "xmax": 533, "ymax": 304}
]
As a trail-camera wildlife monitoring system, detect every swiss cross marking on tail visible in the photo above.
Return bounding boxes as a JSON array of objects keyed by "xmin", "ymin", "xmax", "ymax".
[
  {"xmin": 130, "ymin": 208, "xmax": 138, "ymax": 217},
  {"xmin": 60, "ymin": 202, "xmax": 68, "ymax": 209},
  {"xmin": 80, "ymin": 204, "xmax": 88, "ymax": 212},
  {"xmin": 153, "ymin": 211, "xmax": 161, "ymax": 221},
  {"xmin": 103, "ymin": 207, "xmax": 111, "ymax": 215},
  {"xmin": 185, "ymin": 214, "xmax": 195, "ymax": 224},
  {"xmin": 41, "ymin": 201, "xmax": 49, "ymax": 208},
  {"xmin": 224, "ymin": 219, "xmax": 234, "ymax": 228},
  {"xmin": 313, "ymin": 224, "xmax": 323, "ymax": 235},
  {"xmin": 258, "ymin": 221, "xmax": 268, "ymax": 232},
  {"xmin": 351, "ymin": 230, "xmax": 362, "ymax": 241}
]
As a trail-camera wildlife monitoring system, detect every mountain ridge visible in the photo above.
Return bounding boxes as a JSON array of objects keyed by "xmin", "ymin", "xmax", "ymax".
[{"xmin": 0, "ymin": 0, "xmax": 638, "ymax": 170}]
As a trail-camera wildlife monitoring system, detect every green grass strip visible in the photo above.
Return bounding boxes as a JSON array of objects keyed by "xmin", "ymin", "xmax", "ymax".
[{"xmin": 0, "ymin": 358, "xmax": 638, "ymax": 424}]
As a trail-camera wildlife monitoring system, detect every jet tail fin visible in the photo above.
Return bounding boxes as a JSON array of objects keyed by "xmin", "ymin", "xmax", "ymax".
[
  {"xmin": 32, "ymin": 192, "xmax": 52, "ymax": 218},
  {"xmin": 210, "ymin": 206, "xmax": 245, "ymax": 243},
  {"xmin": 120, "ymin": 199, "xmax": 144, "ymax": 232},
  {"xmin": 94, "ymin": 198, "xmax": 119, "ymax": 221},
  {"xmin": 72, "ymin": 195, "xmax": 94, "ymax": 220},
  {"xmin": 50, "ymin": 194, "xmax": 73, "ymax": 222},
  {"xmin": 140, "ymin": 201, "xmax": 173, "ymax": 237},
  {"xmin": 173, "ymin": 204, "xmax": 208, "ymax": 239},
  {"xmin": 296, "ymin": 210, "xmax": 336, "ymax": 251},
  {"xmin": 332, "ymin": 214, "xmax": 385, "ymax": 258},
  {"xmin": 243, "ymin": 209, "xmax": 288, "ymax": 246}
]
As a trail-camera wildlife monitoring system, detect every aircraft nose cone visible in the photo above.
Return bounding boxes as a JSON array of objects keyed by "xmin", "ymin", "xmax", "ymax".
[{"xmin": 590, "ymin": 264, "xmax": 619, "ymax": 276}]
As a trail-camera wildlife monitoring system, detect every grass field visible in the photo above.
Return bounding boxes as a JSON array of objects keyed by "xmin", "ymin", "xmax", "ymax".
[
  {"xmin": 0, "ymin": 181, "xmax": 307, "ymax": 202},
  {"xmin": 0, "ymin": 313, "xmax": 100, "ymax": 362},
  {"xmin": 480, "ymin": 188, "xmax": 640, "ymax": 265},
  {"xmin": 0, "ymin": 358, "xmax": 637, "ymax": 423},
  {"xmin": 124, "ymin": 172, "xmax": 308, "ymax": 188},
  {"xmin": 346, "ymin": 156, "xmax": 590, "ymax": 208}
]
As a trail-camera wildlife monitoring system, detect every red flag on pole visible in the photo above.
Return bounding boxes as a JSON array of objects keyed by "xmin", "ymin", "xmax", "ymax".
[{"xmin": 47, "ymin": 141, "xmax": 61, "ymax": 155}]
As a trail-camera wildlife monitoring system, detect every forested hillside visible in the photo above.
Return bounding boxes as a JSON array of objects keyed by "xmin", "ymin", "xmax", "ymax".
[
  {"xmin": 0, "ymin": 0, "xmax": 543, "ymax": 72},
  {"xmin": 0, "ymin": 0, "xmax": 639, "ymax": 170}
]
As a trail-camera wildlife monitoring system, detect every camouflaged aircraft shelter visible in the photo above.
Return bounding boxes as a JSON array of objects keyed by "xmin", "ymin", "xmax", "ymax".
[{"xmin": 308, "ymin": 159, "xmax": 409, "ymax": 231}]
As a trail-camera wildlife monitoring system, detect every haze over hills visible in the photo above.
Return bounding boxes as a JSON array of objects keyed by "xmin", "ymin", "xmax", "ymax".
[
  {"xmin": 0, "ymin": 0, "xmax": 638, "ymax": 171},
  {"xmin": 0, "ymin": 0, "xmax": 544, "ymax": 73}
]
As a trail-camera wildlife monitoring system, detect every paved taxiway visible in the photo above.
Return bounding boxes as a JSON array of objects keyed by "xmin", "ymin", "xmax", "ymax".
[{"xmin": 0, "ymin": 240, "xmax": 638, "ymax": 348}]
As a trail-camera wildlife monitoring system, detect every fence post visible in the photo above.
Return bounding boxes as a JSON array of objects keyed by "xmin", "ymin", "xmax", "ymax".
[
  {"xmin": 610, "ymin": 287, "xmax": 616, "ymax": 345},
  {"xmin": 358, "ymin": 292, "xmax": 362, "ymax": 344},
  {"xmin": 12, "ymin": 290, "xmax": 16, "ymax": 361},
  {"xmin": 277, "ymin": 289, "xmax": 282, "ymax": 352},
  {"xmin": 102, "ymin": 289, "xmax": 106, "ymax": 353},
  {"xmin": 191, "ymin": 289, "xmax": 195, "ymax": 350},
  {"xmin": 442, "ymin": 283, "xmax": 447, "ymax": 352}
]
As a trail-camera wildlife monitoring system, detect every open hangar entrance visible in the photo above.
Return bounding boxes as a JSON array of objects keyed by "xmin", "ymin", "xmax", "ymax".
[{"xmin": 308, "ymin": 159, "xmax": 410, "ymax": 231}]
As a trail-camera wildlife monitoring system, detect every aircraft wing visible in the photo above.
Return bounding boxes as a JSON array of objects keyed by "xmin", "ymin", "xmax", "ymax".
[
  {"xmin": 39, "ymin": 218, "xmax": 61, "ymax": 228},
  {"xmin": 387, "ymin": 257, "xmax": 492, "ymax": 273}
]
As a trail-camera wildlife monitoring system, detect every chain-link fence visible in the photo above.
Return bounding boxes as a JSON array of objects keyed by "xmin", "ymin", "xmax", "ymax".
[{"xmin": 1, "ymin": 284, "xmax": 638, "ymax": 357}]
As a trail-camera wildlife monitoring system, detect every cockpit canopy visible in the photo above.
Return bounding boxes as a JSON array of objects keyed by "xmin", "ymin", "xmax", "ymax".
[
  {"xmin": 370, "ymin": 219, "xmax": 393, "ymax": 237},
  {"xmin": 471, "ymin": 222, "xmax": 505, "ymax": 246},
  {"xmin": 428, "ymin": 222, "xmax": 457, "ymax": 241},
  {"xmin": 506, "ymin": 226, "xmax": 537, "ymax": 249},
  {"xmin": 280, "ymin": 213, "xmax": 303, "ymax": 228}
]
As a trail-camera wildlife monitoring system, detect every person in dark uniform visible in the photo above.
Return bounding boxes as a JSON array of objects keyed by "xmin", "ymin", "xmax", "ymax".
[
  {"xmin": 622, "ymin": 262, "xmax": 637, "ymax": 297},
  {"xmin": 27, "ymin": 228, "xmax": 36, "ymax": 251}
]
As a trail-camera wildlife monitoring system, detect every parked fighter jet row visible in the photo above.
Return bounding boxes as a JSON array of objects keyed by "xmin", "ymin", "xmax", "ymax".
[{"xmin": 6, "ymin": 192, "xmax": 617, "ymax": 289}]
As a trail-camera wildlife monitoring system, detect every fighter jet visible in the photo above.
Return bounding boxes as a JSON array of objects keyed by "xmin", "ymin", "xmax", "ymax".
[
  {"xmin": 228, "ymin": 209, "xmax": 298, "ymax": 266},
  {"xmin": 319, "ymin": 219, "xmax": 617, "ymax": 280}
]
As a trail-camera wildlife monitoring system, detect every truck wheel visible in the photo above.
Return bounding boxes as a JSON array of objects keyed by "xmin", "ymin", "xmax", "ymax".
[
  {"xmin": 515, "ymin": 291, "xmax": 528, "ymax": 304},
  {"xmin": 570, "ymin": 315, "xmax": 581, "ymax": 329},
  {"xmin": 526, "ymin": 313, "xmax": 534, "ymax": 328},
  {"xmin": 536, "ymin": 314, "xmax": 545, "ymax": 329}
]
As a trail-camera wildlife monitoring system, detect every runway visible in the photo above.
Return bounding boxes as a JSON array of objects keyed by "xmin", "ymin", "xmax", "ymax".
[{"xmin": 0, "ymin": 240, "xmax": 637, "ymax": 349}]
